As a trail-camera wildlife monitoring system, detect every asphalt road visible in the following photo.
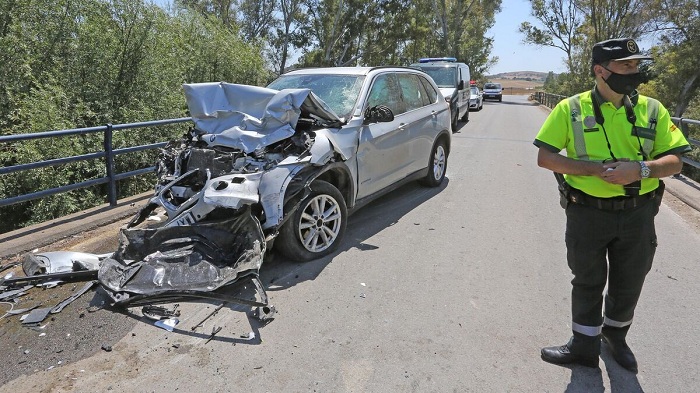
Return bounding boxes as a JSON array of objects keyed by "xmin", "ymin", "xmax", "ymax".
[{"xmin": 2, "ymin": 95, "xmax": 700, "ymax": 392}]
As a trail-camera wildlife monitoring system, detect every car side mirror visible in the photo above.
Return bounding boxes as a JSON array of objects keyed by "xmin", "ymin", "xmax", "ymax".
[
  {"xmin": 458, "ymin": 80, "xmax": 465, "ymax": 90},
  {"xmin": 363, "ymin": 105, "xmax": 395, "ymax": 124}
]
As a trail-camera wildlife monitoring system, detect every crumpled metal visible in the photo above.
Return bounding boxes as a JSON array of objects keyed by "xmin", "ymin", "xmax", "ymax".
[{"xmin": 182, "ymin": 82, "xmax": 341, "ymax": 153}]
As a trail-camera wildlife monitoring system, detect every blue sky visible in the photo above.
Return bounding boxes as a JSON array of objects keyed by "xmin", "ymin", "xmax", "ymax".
[{"xmin": 487, "ymin": 0, "xmax": 568, "ymax": 75}]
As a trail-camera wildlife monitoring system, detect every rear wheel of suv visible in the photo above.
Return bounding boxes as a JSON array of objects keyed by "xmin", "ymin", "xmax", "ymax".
[
  {"xmin": 276, "ymin": 180, "xmax": 347, "ymax": 262},
  {"xmin": 421, "ymin": 139, "xmax": 448, "ymax": 187}
]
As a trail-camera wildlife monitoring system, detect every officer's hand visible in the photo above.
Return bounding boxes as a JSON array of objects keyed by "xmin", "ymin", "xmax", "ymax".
[{"xmin": 601, "ymin": 161, "xmax": 640, "ymax": 184}]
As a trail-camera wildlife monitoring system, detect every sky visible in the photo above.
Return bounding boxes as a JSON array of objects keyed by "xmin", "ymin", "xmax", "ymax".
[{"xmin": 486, "ymin": 0, "xmax": 568, "ymax": 75}]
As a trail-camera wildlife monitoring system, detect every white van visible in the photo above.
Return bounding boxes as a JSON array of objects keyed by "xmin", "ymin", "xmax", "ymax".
[{"xmin": 411, "ymin": 57, "xmax": 471, "ymax": 132}]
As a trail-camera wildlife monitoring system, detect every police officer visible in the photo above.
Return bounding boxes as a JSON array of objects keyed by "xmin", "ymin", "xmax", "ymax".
[{"xmin": 534, "ymin": 38, "xmax": 691, "ymax": 372}]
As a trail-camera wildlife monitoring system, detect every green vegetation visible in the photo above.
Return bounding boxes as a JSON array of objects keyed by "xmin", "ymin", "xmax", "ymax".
[{"xmin": 0, "ymin": 0, "xmax": 268, "ymax": 233}]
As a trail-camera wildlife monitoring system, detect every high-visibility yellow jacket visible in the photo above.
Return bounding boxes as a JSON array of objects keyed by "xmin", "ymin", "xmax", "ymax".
[{"xmin": 535, "ymin": 88, "xmax": 691, "ymax": 198}]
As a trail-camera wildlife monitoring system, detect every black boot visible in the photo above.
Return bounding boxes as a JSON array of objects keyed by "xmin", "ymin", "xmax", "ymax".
[
  {"xmin": 541, "ymin": 334, "xmax": 600, "ymax": 368},
  {"xmin": 601, "ymin": 325, "xmax": 638, "ymax": 373}
]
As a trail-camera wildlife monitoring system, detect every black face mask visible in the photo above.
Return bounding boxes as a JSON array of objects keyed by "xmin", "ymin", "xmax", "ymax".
[{"xmin": 603, "ymin": 67, "xmax": 646, "ymax": 95}]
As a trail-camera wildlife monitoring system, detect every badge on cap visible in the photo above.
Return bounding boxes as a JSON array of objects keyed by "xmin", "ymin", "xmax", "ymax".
[{"xmin": 627, "ymin": 40, "xmax": 638, "ymax": 54}]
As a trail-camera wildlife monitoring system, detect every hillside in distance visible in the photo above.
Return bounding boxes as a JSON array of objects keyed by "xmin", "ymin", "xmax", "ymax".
[
  {"xmin": 483, "ymin": 71, "xmax": 550, "ymax": 91},
  {"xmin": 486, "ymin": 71, "xmax": 549, "ymax": 81}
]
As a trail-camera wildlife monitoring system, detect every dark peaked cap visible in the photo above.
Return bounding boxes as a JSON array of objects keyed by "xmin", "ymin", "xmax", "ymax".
[{"xmin": 592, "ymin": 38, "xmax": 653, "ymax": 64}]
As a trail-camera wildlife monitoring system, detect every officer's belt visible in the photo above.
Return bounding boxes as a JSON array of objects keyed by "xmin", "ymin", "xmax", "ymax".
[{"xmin": 567, "ymin": 188, "xmax": 656, "ymax": 211}]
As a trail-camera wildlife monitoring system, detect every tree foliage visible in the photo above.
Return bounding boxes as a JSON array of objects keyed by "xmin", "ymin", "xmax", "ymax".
[
  {"xmin": 0, "ymin": 0, "xmax": 266, "ymax": 232},
  {"xmin": 521, "ymin": 0, "xmax": 698, "ymax": 119}
]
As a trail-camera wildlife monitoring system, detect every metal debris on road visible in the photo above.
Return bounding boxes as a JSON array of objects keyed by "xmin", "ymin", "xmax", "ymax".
[
  {"xmin": 21, "ymin": 307, "xmax": 53, "ymax": 326},
  {"xmin": 50, "ymin": 280, "xmax": 97, "ymax": 314},
  {"xmin": 191, "ymin": 303, "xmax": 226, "ymax": 331},
  {"xmin": 154, "ymin": 318, "xmax": 179, "ymax": 332},
  {"xmin": 141, "ymin": 304, "xmax": 181, "ymax": 321},
  {"xmin": 205, "ymin": 326, "xmax": 223, "ymax": 344}
]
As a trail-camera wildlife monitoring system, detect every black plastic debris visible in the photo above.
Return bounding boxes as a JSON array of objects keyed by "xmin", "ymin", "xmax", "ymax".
[{"xmin": 98, "ymin": 206, "xmax": 269, "ymax": 309}]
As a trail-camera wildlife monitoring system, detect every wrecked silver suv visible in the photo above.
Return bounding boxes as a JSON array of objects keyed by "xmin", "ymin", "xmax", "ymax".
[{"xmin": 124, "ymin": 67, "xmax": 451, "ymax": 268}]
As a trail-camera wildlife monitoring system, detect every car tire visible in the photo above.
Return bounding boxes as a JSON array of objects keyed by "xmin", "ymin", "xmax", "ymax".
[
  {"xmin": 276, "ymin": 180, "xmax": 347, "ymax": 262},
  {"xmin": 421, "ymin": 139, "xmax": 448, "ymax": 187},
  {"xmin": 498, "ymin": 96, "xmax": 502, "ymax": 102},
  {"xmin": 451, "ymin": 107, "xmax": 459, "ymax": 133},
  {"xmin": 460, "ymin": 107, "xmax": 469, "ymax": 122}
]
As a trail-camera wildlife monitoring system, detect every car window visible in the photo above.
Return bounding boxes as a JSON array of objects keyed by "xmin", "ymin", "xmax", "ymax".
[
  {"xmin": 367, "ymin": 73, "xmax": 405, "ymax": 115},
  {"xmin": 417, "ymin": 67, "xmax": 456, "ymax": 88},
  {"xmin": 484, "ymin": 83, "xmax": 501, "ymax": 90},
  {"xmin": 267, "ymin": 74, "xmax": 365, "ymax": 118},
  {"xmin": 417, "ymin": 75, "xmax": 438, "ymax": 105},
  {"xmin": 397, "ymin": 74, "xmax": 427, "ymax": 112}
]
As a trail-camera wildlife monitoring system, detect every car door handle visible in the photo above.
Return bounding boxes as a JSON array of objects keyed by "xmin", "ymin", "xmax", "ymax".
[
  {"xmin": 398, "ymin": 123, "xmax": 407, "ymax": 130},
  {"xmin": 431, "ymin": 111, "xmax": 438, "ymax": 117}
]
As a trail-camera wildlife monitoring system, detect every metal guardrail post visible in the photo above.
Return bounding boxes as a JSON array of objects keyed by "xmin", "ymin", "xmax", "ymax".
[
  {"xmin": 679, "ymin": 118, "xmax": 689, "ymax": 139},
  {"xmin": 104, "ymin": 123, "xmax": 117, "ymax": 206}
]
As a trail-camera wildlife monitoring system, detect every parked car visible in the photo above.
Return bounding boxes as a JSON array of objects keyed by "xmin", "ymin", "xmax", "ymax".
[
  {"xmin": 129, "ymin": 67, "xmax": 452, "ymax": 264},
  {"xmin": 483, "ymin": 82, "xmax": 503, "ymax": 102},
  {"xmin": 410, "ymin": 57, "xmax": 471, "ymax": 132},
  {"xmin": 469, "ymin": 86, "xmax": 483, "ymax": 111}
]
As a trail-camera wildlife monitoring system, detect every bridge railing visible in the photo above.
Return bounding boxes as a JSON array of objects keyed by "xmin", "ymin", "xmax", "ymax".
[
  {"xmin": 1, "ymin": 98, "xmax": 698, "ymax": 211},
  {"xmin": 0, "ymin": 117, "xmax": 192, "ymax": 208},
  {"xmin": 532, "ymin": 92, "xmax": 700, "ymax": 170}
]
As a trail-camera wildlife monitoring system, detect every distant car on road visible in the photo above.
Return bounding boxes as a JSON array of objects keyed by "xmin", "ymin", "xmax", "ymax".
[
  {"xmin": 469, "ymin": 86, "xmax": 483, "ymax": 111},
  {"xmin": 483, "ymin": 82, "xmax": 503, "ymax": 102}
]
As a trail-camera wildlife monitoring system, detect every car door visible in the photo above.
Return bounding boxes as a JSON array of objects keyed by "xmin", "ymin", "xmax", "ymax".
[
  {"xmin": 356, "ymin": 73, "xmax": 410, "ymax": 198},
  {"xmin": 396, "ymin": 72, "xmax": 443, "ymax": 175},
  {"xmin": 458, "ymin": 65, "xmax": 470, "ymax": 116}
]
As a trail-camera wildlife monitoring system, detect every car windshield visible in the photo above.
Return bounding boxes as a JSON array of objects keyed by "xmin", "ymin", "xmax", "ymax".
[
  {"xmin": 418, "ymin": 67, "xmax": 456, "ymax": 88},
  {"xmin": 267, "ymin": 74, "xmax": 365, "ymax": 119},
  {"xmin": 484, "ymin": 83, "xmax": 500, "ymax": 89},
  {"xmin": 470, "ymin": 87, "xmax": 479, "ymax": 95}
]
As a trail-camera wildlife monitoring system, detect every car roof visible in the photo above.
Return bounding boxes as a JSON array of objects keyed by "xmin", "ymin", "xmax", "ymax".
[{"xmin": 280, "ymin": 66, "xmax": 422, "ymax": 76}]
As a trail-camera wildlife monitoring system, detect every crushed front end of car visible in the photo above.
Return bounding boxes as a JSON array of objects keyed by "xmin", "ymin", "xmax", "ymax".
[{"xmin": 98, "ymin": 82, "xmax": 346, "ymax": 307}]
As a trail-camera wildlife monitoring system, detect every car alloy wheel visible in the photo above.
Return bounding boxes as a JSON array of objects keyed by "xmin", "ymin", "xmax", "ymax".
[
  {"xmin": 276, "ymin": 180, "xmax": 347, "ymax": 262},
  {"xmin": 421, "ymin": 139, "xmax": 448, "ymax": 187}
]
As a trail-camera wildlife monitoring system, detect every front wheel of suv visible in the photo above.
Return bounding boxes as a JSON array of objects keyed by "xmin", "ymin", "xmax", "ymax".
[{"xmin": 276, "ymin": 180, "xmax": 347, "ymax": 262}]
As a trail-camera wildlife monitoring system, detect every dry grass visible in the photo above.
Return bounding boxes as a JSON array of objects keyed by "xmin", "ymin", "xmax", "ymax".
[{"xmin": 483, "ymin": 78, "xmax": 544, "ymax": 95}]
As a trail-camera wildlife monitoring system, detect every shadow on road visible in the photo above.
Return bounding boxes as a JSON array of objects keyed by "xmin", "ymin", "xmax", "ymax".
[{"xmin": 259, "ymin": 179, "xmax": 450, "ymax": 292}]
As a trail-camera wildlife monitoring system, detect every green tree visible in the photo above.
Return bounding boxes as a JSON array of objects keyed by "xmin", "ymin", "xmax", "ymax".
[{"xmin": 640, "ymin": 0, "xmax": 699, "ymax": 117}]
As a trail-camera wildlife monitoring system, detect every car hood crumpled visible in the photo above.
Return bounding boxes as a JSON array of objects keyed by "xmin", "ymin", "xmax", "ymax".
[{"xmin": 183, "ymin": 82, "xmax": 343, "ymax": 154}]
